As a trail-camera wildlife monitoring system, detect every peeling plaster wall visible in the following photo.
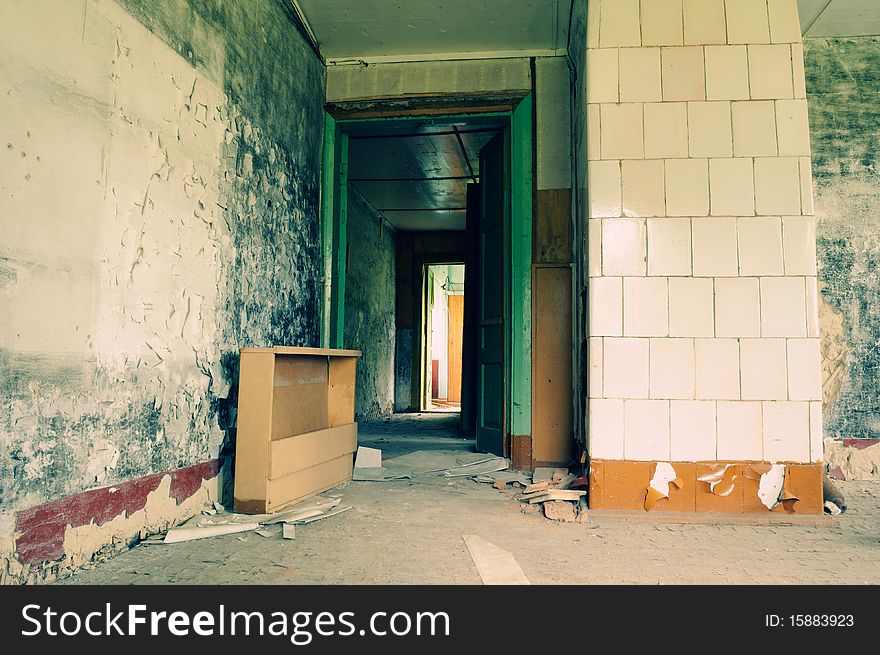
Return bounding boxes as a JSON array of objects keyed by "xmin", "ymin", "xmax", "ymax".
[
  {"xmin": 344, "ymin": 187, "xmax": 396, "ymax": 420},
  {"xmin": 805, "ymin": 38, "xmax": 880, "ymax": 441},
  {"xmin": 0, "ymin": 0, "xmax": 324, "ymax": 578}
]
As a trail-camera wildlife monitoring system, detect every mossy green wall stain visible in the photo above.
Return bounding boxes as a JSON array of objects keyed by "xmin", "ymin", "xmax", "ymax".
[{"xmin": 806, "ymin": 37, "xmax": 880, "ymax": 439}]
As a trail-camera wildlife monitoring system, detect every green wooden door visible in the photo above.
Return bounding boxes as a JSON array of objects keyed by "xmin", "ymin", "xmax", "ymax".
[{"xmin": 476, "ymin": 131, "xmax": 508, "ymax": 455}]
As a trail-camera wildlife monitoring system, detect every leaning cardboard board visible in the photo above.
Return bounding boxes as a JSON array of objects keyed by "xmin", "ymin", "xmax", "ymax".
[{"xmin": 233, "ymin": 346, "xmax": 361, "ymax": 514}]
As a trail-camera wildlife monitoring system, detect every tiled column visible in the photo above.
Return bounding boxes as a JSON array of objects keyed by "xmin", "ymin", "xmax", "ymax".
[{"xmin": 585, "ymin": 0, "xmax": 822, "ymax": 513}]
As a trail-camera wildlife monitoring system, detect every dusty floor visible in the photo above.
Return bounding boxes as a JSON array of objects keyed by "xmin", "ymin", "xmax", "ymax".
[{"xmin": 57, "ymin": 414, "xmax": 880, "ymax": 585}]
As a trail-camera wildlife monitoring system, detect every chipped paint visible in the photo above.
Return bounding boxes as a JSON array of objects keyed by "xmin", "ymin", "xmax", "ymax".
[
  {"xmin": 758, "ymin": 464, "xmax": 786, "ymax": 510},
  {"xmin": 0, "ymin": 0, "xmax": 324, "ymax": 581}
]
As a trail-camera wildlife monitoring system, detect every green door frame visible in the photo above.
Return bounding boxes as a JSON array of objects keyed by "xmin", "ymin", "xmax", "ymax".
[
  {"xmin": 320, "ymin": 114, "xmax": 348, "ymax": 349},
  {"xmin": 320, "ymin": 99, "xmax": 532, "ymax": 440}
]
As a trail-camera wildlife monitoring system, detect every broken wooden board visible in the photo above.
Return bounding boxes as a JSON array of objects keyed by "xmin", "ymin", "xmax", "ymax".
[
  {"xmin": 164, "ymin": 522, "xmax": 261, "ymax": 544},
  {"xmin": 292, "ymin": 506, "xmax": 352, "ymax": 524},
  {"xmin": 462, "ymin": 535, "xmax": 530, "ymax": 585},
  {"xmin": 526, "ymin": 490, "xmax": 586, "ymax": 504},
  {"xmin": 260, "ymin": 497, "xmax": 342, "ymax": 524}
]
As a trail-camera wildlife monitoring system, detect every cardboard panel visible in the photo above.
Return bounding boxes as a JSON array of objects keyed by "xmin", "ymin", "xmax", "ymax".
[
  {"xmin": 272, "ymin": 356, "xmax": 329, "ymax": 438},
  {"xmin": 266, "ymin": 454, "xmax": 354, "ymax": 512},
  {"xmin": 328, "ymin": 357, "xmax": 356, "ymax": 427},
  {"xmin": 532, "ymin": 266, "xmax": 573, "ymax": 464},
  {"xmin": 650, "ymin": 462, "xmax": 696, "ymax": 512},
  {"xmin": 233, "ymin": 351, "xmax": 276, "ymax": 508},
  {"xmin": 269, "ymin": 423, "xmax": 358, "ymax": 480}
]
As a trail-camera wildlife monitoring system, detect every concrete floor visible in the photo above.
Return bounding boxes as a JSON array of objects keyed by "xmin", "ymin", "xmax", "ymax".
[{"xmin": 57, "ymin": 413, "xmax": 880, "ymax": 585}]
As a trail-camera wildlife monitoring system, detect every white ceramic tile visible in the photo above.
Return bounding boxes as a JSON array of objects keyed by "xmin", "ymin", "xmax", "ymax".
[
  {"xmin": 587, "ymin": 47, "xmax": 619, "ymax": 104},
  {"xmin": 738, "ymin": 217, "xmax": 784, "ymax": 276},
  {"xmin": 732, "ymin": 101, "xmax": 778, "ymax": 157},
  {"xmin": 589, "ymin": 337, "xmax": 604, "ymax": 397},
  {"xmin": 624, "ymin": 277, "xmax": 669, "ymax": 337},
  {"xmin": 589, "ymin": 276, "xmax": 623, "ymax": 337},
  {"xmin": 767, "ymin": 0, "xmax": 803, "ymax": 44},
  {"xmin": 624, "ymin": 400, "xmax": 671, "ymax": 461},
  {"xmin": 622, "ymin": 160, "xmax": 666, "ymax": 217},
  {"xmin": 600, "ymin": 0, "xmax": 641, "ymax": 47},
  {"xmin": 669, "ymin": 278, "xmax": 714, "ymax": 338},
  {"xmin": 666, "ymin": 158, "xmax": 710, "ymax": 216},
  {"xmin": 762, "ymin": 401, "xmax": 810, "ymax": 463},
  {"xmin": 588, "ymin": 160, "xmax": 622, "ymax": 218},
  {"xmin": 805, "ymin": 276, "xmax": 820, "ymax": 338},
  {"xmin": 641, "ymin": 0, "xmax": 684, "ymax": 47},
  {"xmin": 619, "ymin": 47, "xmax": 662, "ymax": 102},
  {"xmin": 601, "ymin": 103, "xmax": 645, "ymax": 160},
  {"xmin": 671, "ymin": 400, "xmax": 717, "ymax": 461},
  {"xmin": 748, "ymin": 44, "xmax": 794, "ymax": 100},
  {"xmin": 709, "ymin": 158, "xmax": 755, "ymax": 216},
  {"xmin": 776, "ymin": 99, "xmax": 811, "ymax": 157},
  {"xmin": 650, "ymin": 338, "xmax": 695, "ymax": 399},
  {"xmin": 602, "ymin": 218, "xmax": 647, "ymax": 276},
  {"xmin": 662, "ymin": 46, "xmax": 706, "ymax": 102},
  {"xmin": 809, "ymin": 401, "xmax": 824, "ymax": 463},
  {"xmin": 717, "ymin": 401, "xmax": 764, "ymax": 460},
  {"xmin": 787, "ymin": 338, "xmax": 822, "ymax": 401},
  {"xmin": 589, "ymin": 398, "xmax": 625, "ymax": 459},
  {"xmin": 603, "ymin": 337, "xmax": 649, "ymax": 398},
  {"xmin": 715, "ymin": 277, "xmax": 760, "ymax": 337},
  {"xmin": 782, "ymin": 216, "xmax": 817, "ymax": 275},
  {"xmin": 588, "ymin": 104, "xmax": 601, "ymax": 160},
  {"xmin": 799, "ymin": 156, "xmax": 814, "ymax": 215},
  {"xmin": 688, "ymin": 101, "xmax": 733, "ymax": 158},
  {"xmin": 705, "ymin": 45, "xmax": 750, "ymax": 101},
  {"xmin": 648, "ymin": 218, "xmax": 692, "ymax": 276},
  {"xmin": 792, "ymin": 43, "xmax": 807, "ymax": 99},
  {"xmin": 692, "ymin": 218, "xmax": 738, "ymax": 277},
  {"xmin": 740, "ymin": 338, "xmax": 788, "ymax": 400},
  {"xmin": 695, "ymin": 339, "xmax": 741, "ymax": 400},
  {"xmin": 755, "ymin": 157, "xmax": 801, "ymax": 215},
  {"xmin": 589, "ymin": 218, "xmax": 602, "ymax": 277},
  {"xmin": 725, "ymin": 0, "xmax": 771, "ymax": 44},
  {"xmin": 587, "ymin": 0, "xmax": 600, "ymax": 49},
  {"xmin": 683, "ymin": 0, "xmax": 726, "ymax": 45},
  {"xmin": 644, "ymin": 102, "xmax": 689, "ymax": 159},
  {"xmin": 760, "ymin": 276, "xmax": 806, "ymax": 337}
]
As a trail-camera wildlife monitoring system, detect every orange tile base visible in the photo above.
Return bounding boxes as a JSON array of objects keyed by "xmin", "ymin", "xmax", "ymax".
[{"xmin": 589, "ymin": 460, "xmax": 823, "ymax": 515}]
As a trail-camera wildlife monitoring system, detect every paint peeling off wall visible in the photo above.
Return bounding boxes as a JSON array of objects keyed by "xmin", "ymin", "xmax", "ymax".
[
  {"xmin": 805, "ymin": 37, "xmax": 880, "ymax": 441},
  {"xmin": 344, "ymin": 187, "xmax": 396, "ymax": 420},
  {"xmin": 0, "ymin": 0, "xmax": 324, "ymax": 581}
]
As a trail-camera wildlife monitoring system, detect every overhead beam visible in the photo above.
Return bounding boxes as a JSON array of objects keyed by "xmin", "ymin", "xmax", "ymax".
[
  {"xmin": 350, "ymin": 176, "xmax": 475, "ymax": 182},
  {"xmin": 452, "ymin": 126, "xmax": 478, "ymax": 183}
]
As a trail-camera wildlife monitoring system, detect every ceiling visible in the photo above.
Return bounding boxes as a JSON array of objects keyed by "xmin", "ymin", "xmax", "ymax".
[
  {"xmin": 799, "ymin": 0, "xmax": 880, "ymax": 37},
  {"xmin": 294, "ymin": 0, "xmax": 574, "ymax": 63},
  {"xmin": 346, "ymin": 116, "xmax": 505, "ymax": 231}
]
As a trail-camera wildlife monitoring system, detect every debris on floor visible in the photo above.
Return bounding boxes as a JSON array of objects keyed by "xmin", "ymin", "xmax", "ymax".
[
  {"xmin": 354, "ymin": 445, "xmax": 382, "ymax": 469},
  {"xmin": 161, "ymin": 494, "xmax": 351, "ymax": 544},
  {"xmin": 514, "ymin": 468, "xmax": 588, "ymax": 522},
  {"xmin": 823, "ymin": 473, "xmax": 847, "ymax": 514},
  {"xmin": 352, "ymin": 448, "xmax": 514, "ymax": 487},
  {"xmin": 462, "ymin": 535, "xmax": 530, "ymax": 585}
]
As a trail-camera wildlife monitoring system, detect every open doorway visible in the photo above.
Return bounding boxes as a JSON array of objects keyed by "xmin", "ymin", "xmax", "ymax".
[
  {"xmin": 322, "ymin": 100, "xmax": 532, "ymax": 459},
  {"xmin": 423, "ymin": 263, "xmax": 464, "ymax": 412}
]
